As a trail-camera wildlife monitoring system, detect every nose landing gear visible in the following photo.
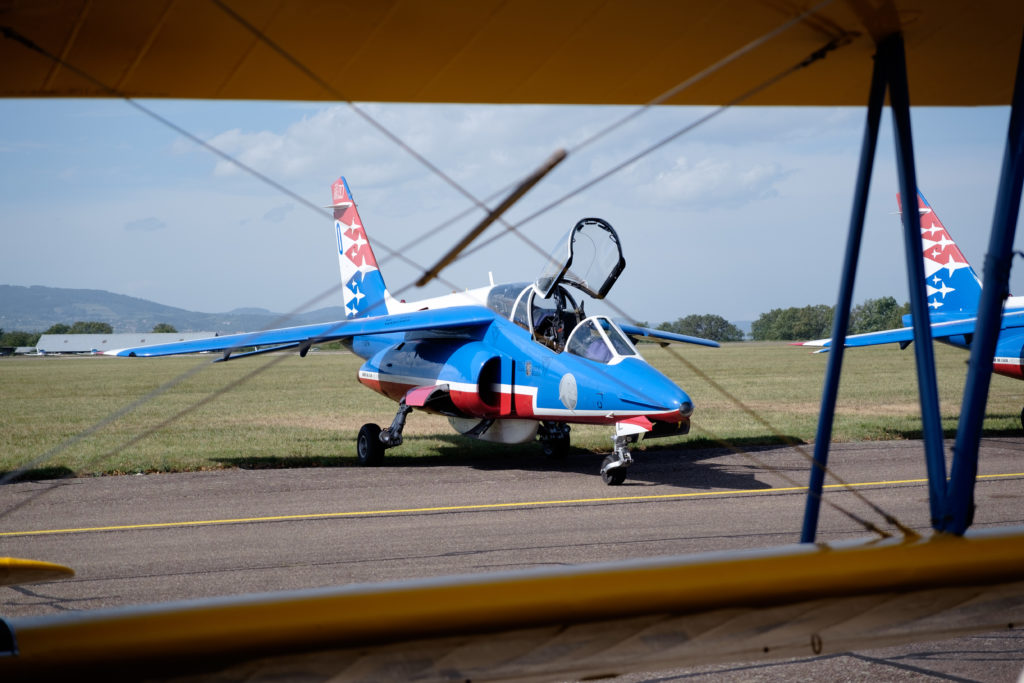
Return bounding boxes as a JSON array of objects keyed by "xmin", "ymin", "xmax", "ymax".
[{"xmin": 600, "ymin": 432, "xmax": 637, "ymax": 485}]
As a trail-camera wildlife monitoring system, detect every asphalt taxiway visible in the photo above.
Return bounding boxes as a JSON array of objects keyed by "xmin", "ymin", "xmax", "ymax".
[{"xmin": 3, "ymin": 437, "xmax": 1023, "ymax": 681}]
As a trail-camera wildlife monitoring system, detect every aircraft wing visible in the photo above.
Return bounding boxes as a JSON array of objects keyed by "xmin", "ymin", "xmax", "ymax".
[
  {"xmin": 0, "ymin": 558, "xmax": 74, "ymax": 587},
  {"xmin": 799, "ymin": 310, "xmax": 1024, "ymax": 350},
  {"xmin": 2, "ymin": 528, "xmax": 1023, "ymax": 681},
  {"xmin": 619, "ymin": 323, "xmax": 721, "ymax": 348},
  {"xmin": 102, "ymin": 307, "xmax": 496, "ymax": 358}
]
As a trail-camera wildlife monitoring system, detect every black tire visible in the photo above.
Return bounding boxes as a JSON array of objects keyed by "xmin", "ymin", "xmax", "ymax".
[
  {"xmin": 357, "ymin": 423, "xmax": 385, "ymax": 466},
  {"xmin": 600, "ymin": 455, "xmax": 627, "ymax": 485},
  {"xmin": 542, "ymin": 433, "xmax": 571, "ymax": 459}
]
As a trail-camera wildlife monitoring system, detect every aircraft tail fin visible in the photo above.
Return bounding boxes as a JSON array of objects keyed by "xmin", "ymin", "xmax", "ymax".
[
  {"xmin": 898, "ymin": 191, "xmax": 982, "ymax": 316},
  {"xmin": 329, "ymin": 177, "xmax": 391, "ymax": 319}
]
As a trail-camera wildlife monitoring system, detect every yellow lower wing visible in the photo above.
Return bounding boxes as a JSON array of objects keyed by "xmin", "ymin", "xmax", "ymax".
[
  {"xmin": 0, "ymin": 558, "xmax": 73, "ymax": 587},
  {"xmin": 2, "ymin": 530, "xmax": 1023, "ymax": 680}
]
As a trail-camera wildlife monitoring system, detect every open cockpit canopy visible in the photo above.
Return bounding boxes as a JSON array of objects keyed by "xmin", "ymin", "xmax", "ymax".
[{"xmin": 536, "ymin": 218, "xmax": 625, "ymax": 300}]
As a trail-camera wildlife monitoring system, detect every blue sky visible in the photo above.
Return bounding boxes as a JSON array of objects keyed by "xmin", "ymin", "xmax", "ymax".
[{"xmin": 1, "ymin": 98, "xmax": 1020, "ymax": 326}]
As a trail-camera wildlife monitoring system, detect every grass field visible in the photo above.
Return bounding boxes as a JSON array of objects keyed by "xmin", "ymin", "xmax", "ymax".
[{"xmin": 1, "ymin": 343, "xmax": 1022, "ymax": 479}]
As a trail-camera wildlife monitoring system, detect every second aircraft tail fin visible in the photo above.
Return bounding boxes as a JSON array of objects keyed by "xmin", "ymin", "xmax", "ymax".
[{"xmin": 898, "ymin": 191, "xmax": 982, "ymax": 317}]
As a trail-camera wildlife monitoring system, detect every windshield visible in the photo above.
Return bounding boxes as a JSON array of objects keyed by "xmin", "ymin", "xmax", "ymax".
[
  {"xmin": 536, "ymin": 218, "xmax": 625, "ymax": 299},
  {"xmin": 486, "ymin": 282, "xmax": 529, "ymax": 319},
  {"xmin": 565, "ymin": 316, "xmax": 637, "ymax": 364}
]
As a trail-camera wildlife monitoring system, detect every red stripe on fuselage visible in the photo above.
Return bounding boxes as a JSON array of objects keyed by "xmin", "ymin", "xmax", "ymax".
[
  {"xmin": 358, "ymin": 375, "xmax": 690, "ymax": 424},
  {"xmin": 994, "ymin": 362, "xmax": 1024, "ymax": 380}
]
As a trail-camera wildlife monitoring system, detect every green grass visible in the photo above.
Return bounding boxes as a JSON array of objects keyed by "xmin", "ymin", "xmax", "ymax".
[{"xmin": 1, "ymin": 343, "xmax": 1021, "ymax": 479}]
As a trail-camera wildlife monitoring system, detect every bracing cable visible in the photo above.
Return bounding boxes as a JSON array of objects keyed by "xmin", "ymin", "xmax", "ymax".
[{"xmin": 0, "ymin": 11, "xmax": 913, "ymax": 539}]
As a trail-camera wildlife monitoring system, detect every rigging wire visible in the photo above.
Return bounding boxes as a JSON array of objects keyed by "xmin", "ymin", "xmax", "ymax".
[
  {"xmin": 374, "ymin": 0, "xmax": 840, "ymax": 270},
  {"xmin": 583, "ymin": 274, "xmax": 920, "ymax": 539},
  {"xmin": 565, "ymin": 0, "xmax": 839, "ymax": 155},
  {"xmin": 0, "ymin": 27, "xmax": 461, "ymax": 297},
  {"xmin": 210, "ymin": 0, "xmax": 518, "ymax": 235},
  {"xmin": 0, "ymin": 13, "xmax": 908, "ymax": 538},
  {"xmin": 459, "ymin": 34, "xmax": 854, "ymax": 263}
]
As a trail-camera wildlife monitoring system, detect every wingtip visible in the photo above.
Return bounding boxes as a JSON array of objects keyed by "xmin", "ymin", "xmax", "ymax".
[
  {"xmin": 0, "ymin": 557, "xmax": 75, "ymax": 586},
  {"xmin": 793, "ymin": 339, "xmax": 831, "ymax": 351}
]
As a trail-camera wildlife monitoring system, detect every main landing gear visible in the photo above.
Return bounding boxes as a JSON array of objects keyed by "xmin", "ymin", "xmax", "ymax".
[
  {"xmin": 538, "ymin": 421, "xmax": 571, "ymax": 458},
  {"xmin": 600, "ymin": 432, "xmax": 636, "ymax": 486},
  {"xmin": 356, "ymin": 400, "xmax": 412, "ymax": 466},
  {"xmin": 357, "ymin": 406, "xmax": 636, "ymax": 486}
]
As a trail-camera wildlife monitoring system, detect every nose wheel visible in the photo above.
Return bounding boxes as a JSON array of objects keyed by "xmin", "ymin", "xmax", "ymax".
[
  {"xmin": 600, "ymin": 455, "xmax": 628, "ymax": 485},
  {"xmin": 600, "ymin": 433, "xmax": 636, "ymax": 485}
]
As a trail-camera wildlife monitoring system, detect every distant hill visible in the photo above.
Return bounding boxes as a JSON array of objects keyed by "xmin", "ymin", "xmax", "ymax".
[{"xmin": 0, "ymin": 285, "xmax": 348, "ymax": 334}]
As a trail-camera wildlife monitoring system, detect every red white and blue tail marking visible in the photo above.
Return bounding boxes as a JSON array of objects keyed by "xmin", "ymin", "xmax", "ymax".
[
  {"xmin": 900, "ymin": 191, "xmax": 982, "ymax": 315},
  {"xmin": 329, "ymin": 177, "xmax": 390, "ymax": 319}
]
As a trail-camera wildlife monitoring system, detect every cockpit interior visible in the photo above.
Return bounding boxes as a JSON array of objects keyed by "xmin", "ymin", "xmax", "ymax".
[{"xmin": 484, "ymin": 218, "xmax": 637, "ymax": 363}]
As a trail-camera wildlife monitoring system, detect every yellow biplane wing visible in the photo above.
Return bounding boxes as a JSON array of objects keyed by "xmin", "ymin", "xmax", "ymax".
[
  {"xmin": 2, "ymin": 530, "xmax": 1023, "ymax": 680},
  {"xmin": 0, "ymin": 558, "xmax": 73, "ymax": 587},
  {"xmin": 0, "ymin": 0, "xmax": 1021, "ymax": 106}
]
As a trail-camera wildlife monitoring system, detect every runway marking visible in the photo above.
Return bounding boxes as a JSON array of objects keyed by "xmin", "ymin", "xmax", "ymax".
[{"xmin": 3, "ymin": 472, "xmax": 1022, "ymax": 538}]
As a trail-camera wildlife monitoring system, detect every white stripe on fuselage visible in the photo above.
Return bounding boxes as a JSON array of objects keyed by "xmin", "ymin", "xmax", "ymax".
[{"xmin": 360, "ymin": 369, "xmax": 667, "ymax": 419}]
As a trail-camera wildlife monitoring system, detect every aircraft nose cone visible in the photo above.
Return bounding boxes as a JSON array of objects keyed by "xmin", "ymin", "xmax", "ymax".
[
  {"xmin": 613, "ymin": 359, "xmax": 694, "ymax": 420},
  {"xmin": 678, "ymin": 399, "xmax": 694, "ymax": 417},
  {"xmin": 668, "ymin": 389, "xmax": 693, "ymax": 419},
  {"xmin": 646, "ymin": 376, "xmax": 693, "ymax": 419}
]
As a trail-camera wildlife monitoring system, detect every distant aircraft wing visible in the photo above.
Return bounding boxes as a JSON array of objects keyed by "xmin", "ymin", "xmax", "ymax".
[
  {"xmin": 102, "ymin": 307, "xmax": 496, "ymax": 358},
  {"xmin": 619, "ymin": 323, "xmax": 721, "ymax": 348},
  {"xmin": 799, "ymin": 310, "xmax": 1024, "ymax": 350}
]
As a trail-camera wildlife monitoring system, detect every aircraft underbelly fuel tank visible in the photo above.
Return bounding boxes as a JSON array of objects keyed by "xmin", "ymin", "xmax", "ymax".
[{"xmin": 448, "ymin": 416, "xmax": 539, "ymax": 444}]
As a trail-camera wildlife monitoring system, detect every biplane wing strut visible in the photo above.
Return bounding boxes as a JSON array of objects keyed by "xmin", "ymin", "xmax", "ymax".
[{"xmin": 802, "ymin": 31, "xmax": 1024, "ymax": 542}]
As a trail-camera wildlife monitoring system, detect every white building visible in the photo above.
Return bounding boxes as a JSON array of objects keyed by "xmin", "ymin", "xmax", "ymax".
[{"xmin": 34, "ymin": 333, "xmax": 218, "ymax": 355}]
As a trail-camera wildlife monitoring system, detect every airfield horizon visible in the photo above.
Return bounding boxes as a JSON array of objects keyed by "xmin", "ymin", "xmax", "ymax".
[{"xmin": 2, "ymin": 343, "xmax": 1021, "ymax": 480}]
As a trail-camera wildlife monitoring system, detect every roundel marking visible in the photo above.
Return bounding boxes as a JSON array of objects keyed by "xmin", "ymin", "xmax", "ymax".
[{"xmin": 559, "ymin": 373, "xmax": 578, "ymax": 411}]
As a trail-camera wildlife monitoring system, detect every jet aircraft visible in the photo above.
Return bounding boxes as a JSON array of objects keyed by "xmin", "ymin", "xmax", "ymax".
[
  {"xmin": 799, "ymin": 191, "xmax": 1024, "ymax": 423},
  {"xmin": 104, "ymin": 177, "xmax": 718, "ymax": 484},
  {"xmin": 5, "ymin": 5, "xmax": 1024, "ymax": 680}
]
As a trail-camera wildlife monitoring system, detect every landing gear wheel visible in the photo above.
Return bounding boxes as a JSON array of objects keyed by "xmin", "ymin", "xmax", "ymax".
[
  {"xmin": 600, "ymin": 455, "xmax": 627, "ymax": 486},
  {"xmin": 357, "ymin": 423, "xmax": 385, "ymax": 466},
  {"xmin": 539, "ymin": 422, "xmax": 571, "ymax": 459},
  {"xmin": 1020, "ymin": 406, "xmax": 1024, "ymax": 431},
  {"xmin": 543, "ymin": 434, "xmax": 570, "ymax": 458}
]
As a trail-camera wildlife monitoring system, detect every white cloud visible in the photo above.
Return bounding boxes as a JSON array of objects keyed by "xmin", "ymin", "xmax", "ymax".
[
  {"xmin": 634, "ymin": 155, "xmax": 786, "ymax": 207},
  {"xmin": 262, "ymin": 203, "xmax": 294, "ymax": 224},
  {"xmin": 6, "ymin": 98, "xmax": 1018, "ymax": 324}
]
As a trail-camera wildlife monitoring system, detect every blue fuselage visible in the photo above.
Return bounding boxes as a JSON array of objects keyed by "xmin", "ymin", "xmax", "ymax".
[{"xmin": 347, "ymin": 314, "xmax": 693, "ymax": 426}]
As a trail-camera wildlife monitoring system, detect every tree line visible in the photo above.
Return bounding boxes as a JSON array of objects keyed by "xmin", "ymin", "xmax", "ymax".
[
  {"xmin": 650, "ymin": 296, "xmax": 910, "ymax": 343},
  {"xmin": 2, "ymin": 299, "xmax": 907, "ymax": 349},
  {"xmin": 749, "ymin": 296, "xmax": 910, "ymax": 341}
]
